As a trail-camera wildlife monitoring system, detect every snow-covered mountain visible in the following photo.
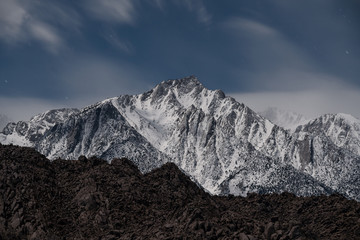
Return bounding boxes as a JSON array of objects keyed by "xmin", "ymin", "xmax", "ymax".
[
  {"xmin": 1, "ymin": 109, "xmax": 79, "ymax": 147},
  {"xmin": 296, "ymin": 113, "xmax": 360, "ymax": 156},
  {"xmin": 1, "ymin": 76, "xmax": 360, "ymax": 201},
  {"xmin": 0, "ymin": 114, "xmax": 12, "ymax": 131},
  {"xmin": 259, "ymin": 107, "xmax": 309, "ymax": 131},
  {"xmin": 285, "ymin": 113, "xmax": 360, "ymax": 199}
]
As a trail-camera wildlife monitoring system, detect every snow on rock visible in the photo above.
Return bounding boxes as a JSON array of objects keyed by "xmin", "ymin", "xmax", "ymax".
[
  {"xmin": 296, "ymin": 113, "xmax": 360, "ymax": 156},
  {"xmin": 1, "ymin": 76, "xmax": 360, "ymax": 201},
  {"xmin": 0, "ymin": 109, "xmax": 79, "ymax": 146}
]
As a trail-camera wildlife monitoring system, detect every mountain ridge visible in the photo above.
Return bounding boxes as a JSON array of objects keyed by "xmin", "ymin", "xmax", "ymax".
[{"xmin": 1, "ymin": 76, "xmax": 360, "ymax": 201}]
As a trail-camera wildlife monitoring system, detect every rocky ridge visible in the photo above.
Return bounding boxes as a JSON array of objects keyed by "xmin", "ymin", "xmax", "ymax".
[{"xmin": 1, "ymin": 144, "xmax": 360, "ymax": 240}]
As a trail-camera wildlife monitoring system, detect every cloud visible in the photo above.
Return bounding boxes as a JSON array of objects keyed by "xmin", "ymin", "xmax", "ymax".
[
  {"xmin": 84, "ymin": 0, "xmax": 137, "ymax": 24},
  {"xmin": 230, "ymin": 88, "xmax": 360, "ymax": 119},
  {"xmin": 0, "ymin": 0, "xmax": 137, "ymax": 53},
  {"xmin": 58, "ymin": 55, "xmax": 148, "ymax": 101},
  {"xmin": 254, "ymin": 1, "xmax": 360, "ymax": 88},
  {"xmin": 28, "ymin": 21, "xmax": 63, "ymax": 53},
  {"xmin": 0, "ymin": 55, "xmax": 148, "ymax": 121},
  {"xmin": 154, "ymin": 0, "xmax": 212, "ymax": 25},
  {"xmin": 104, "ymin": 32, "xmax": 134, "ymax": 54},
  {"xmin": 0, "ymin": 97, "xmax": 69, "ymax": 121},
  {"xmin": 191, "ymin": 1, "xmax": 212, "ymax": 24},
  {"xmin": 0, "ymin": 0, "xmax": 80, "ymax": 53},
  {"xmin": 223, "ymin": 17, "xmax": 311, "ymax": 67},
  {"xmin": 225, "ymin": 17, "xmax": 277, "ymax": 36},
  {"xmin": 239, "ymin": 68, "xmax": 357, "ymax": 93},
  {"xmin": 0, "ymin": 53, "xmax": 154, "ymax": 121},
  {"xmin": 223, "ymin": 15, "xmax": 360, "ymax": 118},
  {"xmin": 0, "ymin": 0, "xmax": 28, "ymax": 42},
  {"xmin": 180, "ymin": 0, "xmax": 212, "ymax": 24},
  {"xmin": 153, "ymin": 0, "xmax": 165, "ymax": 10},
  {"xmin": 221, "ymin": 17, "xmax": 357, "ymax": 92}
]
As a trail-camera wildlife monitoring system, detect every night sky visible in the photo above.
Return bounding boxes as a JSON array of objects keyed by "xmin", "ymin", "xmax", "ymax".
[{"xmin": 0, "ymin": 0, "xmax": 359, "ymax": 121}]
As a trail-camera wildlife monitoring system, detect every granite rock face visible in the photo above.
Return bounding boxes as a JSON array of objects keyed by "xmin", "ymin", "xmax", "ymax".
[{"xmin": 1, "ymin": 144, "xmax": 360, "ymax": 240}]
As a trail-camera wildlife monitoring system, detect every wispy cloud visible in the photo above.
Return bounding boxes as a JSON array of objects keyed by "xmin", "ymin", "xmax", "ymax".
[
  {"xmin": 0, "ymin": 96, "xmax": 68, "ymax": 121},
  {"xmin": 223, "ymin": 17, "xmax": 309, "ymax": 63},
  {"xmin": 104, "ymin": 31, "xmax": 134, "ymax": 54},
  {"xmin": 230, "ymin": 88, "xmax": 360, "ymax": 120},
  {"xmin": 0, "ymin": 0, "xmax": 28, "ymax": 42},
  {"xmin": 222, "ymin": 17, "xmax": 349, "ymax": 92},
  {"xmin": 153, "ymin": 0, "xmax": 165, "ymax": 10},
  {"xmin": 224, "ymin": 15, "xmax": 360, "ymax": 118},
  {"xmin": 187, "ymin": 0, "xmax": 212, "ymax": 25},
  {"xmin": 0, "ymin": 54, "xmax": 148, "ymax": 121},
  {"xmin": 0, "ymin": 0, "xmax": 80, "ymax": 53},
  {"xmin": 0, "ymin": 0, "xmax": 138, "ymax": 53},
  {"xmin": 28, "ymin": 21, "xmax": 63, "ymax": 53},
  {"xmin": 225, "ymin": 17, "xmax": 277, "ymax": 36},
  {"xmin": 84, "ymin": 0, "xmax": 137, "ymax": 24},
  {"xmin": 154, "ymin": 0, "xmax": 212, "ymax": 25},
  {"xmin": 0, "ymin": 0, "xmax": 211, "ymax": 54},
  {"xmin": 59, "ymin": 55, "xmax": 147, "ymax": 100}
]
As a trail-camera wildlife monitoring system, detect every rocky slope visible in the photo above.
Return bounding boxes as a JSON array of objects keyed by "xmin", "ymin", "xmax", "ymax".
[
  {"xmin": 0, "ymin": 105, "xmax": 167, "ymax": 173},
  {"xmin": 1, "ymin": 76, "xmax": 360, "ymax": 201},
  {"xmin": 0, "ymin": 108, "xmax": 79, "ymax": 147},
  {"xmin": 286, "ymin": 113, "xmax": 360, "ymax": 200},
  {"xmin": 1, "ymin": 144, "xmax": 360, "ymax": 240},
  {"xmin": 296, "ymin": 113, "xmax": 360, "ymax": 156}
]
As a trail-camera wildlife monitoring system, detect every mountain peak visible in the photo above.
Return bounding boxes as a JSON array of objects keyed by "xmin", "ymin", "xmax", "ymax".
[
  {"xmin": 334, "ymin": 113, "xmax": 360, "ymax": 124},
  {"xmin": 310, "ymin": 112, "xmax": 360, "ymax": 126},
  {"xmin": 144, "ymin": 75, "xmax": 205, "ymax": 103},
  {"xmin": 157, "ymin": 75, "xmax": 203, "ymax": 91},
  {"xmin": 166, "ymin": 75, "xmax": 201, "ymax": 86},
  {"xmin": 298, "ymin": 112, "xmax": 360, "ymax": 157}
]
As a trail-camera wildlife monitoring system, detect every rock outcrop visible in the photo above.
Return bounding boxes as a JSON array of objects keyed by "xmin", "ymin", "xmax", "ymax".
[{"xmin": 1, "ymin": 144, "xmax": 359, "ymax": 239}]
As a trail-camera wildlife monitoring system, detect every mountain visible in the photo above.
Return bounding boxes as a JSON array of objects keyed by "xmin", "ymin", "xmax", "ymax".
[
  {"xmin": 1, "ymin": 144, "xmax": 359, "ymax": 240},
  {"xmin": 1, "ymin": 76, "xmax": 360, "ymax": 201},
  {"xmin": 0, "ymin": 114, "xmax": 12, "ymax": 131},
  {"xmin": 286, "ymin": 113, "xmax": 360, "ymax": 199},
  {"xmin": 0, "ymin": 105, "xmax": 167, "ymax": 173},
  {"xmin": 296, "ymin": 113, "xmax": 360, "ymax": 156},
  {"xmin": 259, "ymin": 107, "xmax": 309, "ymax": 131},
  {"xmin": 0, "ymin": 108, "xmax": 79, "ymax": 147}
]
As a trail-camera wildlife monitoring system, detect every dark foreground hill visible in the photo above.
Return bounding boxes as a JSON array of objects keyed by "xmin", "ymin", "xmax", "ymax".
[{"xmin": 0, "ymin": 144, "xmax": 359, "ymax": 240}]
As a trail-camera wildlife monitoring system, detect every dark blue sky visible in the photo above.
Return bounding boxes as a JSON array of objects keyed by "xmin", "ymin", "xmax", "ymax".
[{"xmin": 0, "ymin": 0, "xmax": 359, "ymax": 120}]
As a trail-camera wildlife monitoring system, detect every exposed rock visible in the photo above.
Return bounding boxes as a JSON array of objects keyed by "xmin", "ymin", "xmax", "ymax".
[{"xmin": 1, "ymin": 144, "xmax": 360, "ymax": 239}]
